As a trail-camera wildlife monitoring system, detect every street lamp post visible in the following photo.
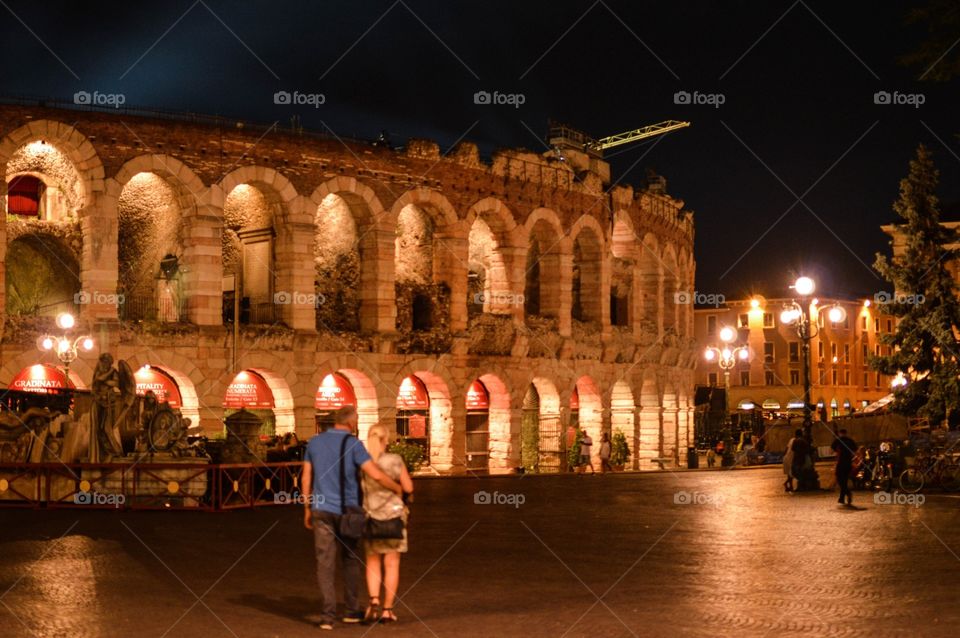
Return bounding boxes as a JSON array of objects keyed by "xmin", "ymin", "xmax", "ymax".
[
  {"xmin": 36, "ymin": 312, "xmax": 95, "ymax": 379},
  {"xmin": 703, "ymin": 325, "xmax": 750, "ymax": 388},
  {"xmin": 780, "ymin": 277, "xmax": 846, "ymax": 443}
]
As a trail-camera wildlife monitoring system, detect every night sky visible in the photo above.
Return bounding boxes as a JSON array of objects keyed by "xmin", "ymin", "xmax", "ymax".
[{"xmin": 2, "ymin": 0, "xmax": 958, "ymax": 300}]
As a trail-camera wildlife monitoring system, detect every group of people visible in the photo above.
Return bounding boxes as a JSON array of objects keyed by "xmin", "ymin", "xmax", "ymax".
[
  {"xmin": 782, "ymin": 427, "xmax": 858, "ymax": 505},
  {"xmin": 575, "ymin": 429, "xmax": 614, "ymax": 474},
  {"xmin": 301, "ymin": 405, "xmax": 414, "ymax": 630}
]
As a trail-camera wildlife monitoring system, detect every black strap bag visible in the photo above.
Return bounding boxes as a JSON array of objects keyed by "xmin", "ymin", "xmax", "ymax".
[
  {"xmin": 366, "ymin": 515, "xmax": 405, "ymax": 540},
  {"xmin": 337, "ymin": 435, "xmax": 367, "ymax": 540}
]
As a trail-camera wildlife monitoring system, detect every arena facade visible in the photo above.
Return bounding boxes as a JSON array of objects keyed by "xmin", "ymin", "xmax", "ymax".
[{"xmin": 0, "ymin": 100, "xmax": 697, "ymax": 473}]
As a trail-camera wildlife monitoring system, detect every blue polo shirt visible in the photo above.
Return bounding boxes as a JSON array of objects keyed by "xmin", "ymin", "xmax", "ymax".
[{"xmin": 304, "ymin": 429, "xmax": 371, "ymax": 514}]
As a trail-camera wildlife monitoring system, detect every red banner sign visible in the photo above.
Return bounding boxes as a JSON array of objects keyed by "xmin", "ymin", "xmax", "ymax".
[
  {"xmin": 9, "ymin": 364, "xmax": 73, "ymax": 393},
  {"xmin": 570, "ymin": 387, "xmax": 580, "ymax": 410},
  {"xmin": 408, "ymin": 414, "xmax": 427, "ymax": 438},
  {"xmin": 466, "ymin": 379, "xmax": 489, "ymax": 410},
  {"xmin": 315, "ymin": 373, "xmax": 357, "ymax": 410},
  {"xmin": 396, "ymin": 376, "xmax": 429, "ymax": 410},
  {"xmin": 225, "ymin": 370, "xmax": 274, "ymax": 409},
  {"xmin": 134, "ymin": 366, "xmax": 182, "ymax": 408}
]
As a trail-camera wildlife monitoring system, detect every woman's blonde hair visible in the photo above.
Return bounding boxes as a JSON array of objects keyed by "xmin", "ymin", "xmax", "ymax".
[{"xmin": 366, "ymin": 423, "xmax": 391, "ymax": 460}]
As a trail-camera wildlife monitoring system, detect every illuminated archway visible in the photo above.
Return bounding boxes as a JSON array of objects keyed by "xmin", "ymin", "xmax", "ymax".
[{"xmin": 133, "ymin": 364, "xmax": 199, "ymax": 428}]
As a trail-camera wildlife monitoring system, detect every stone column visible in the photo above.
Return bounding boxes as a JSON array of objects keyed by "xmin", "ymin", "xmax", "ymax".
[
  {"xmin": 182, "ymin": 194, "xmax": 223, "ymax": 326},
  {"xmin": 294, "ymin": 405, "xmax": 317, "ymax": 439},
  {"xmin": 557, "ymin": 243, "xmax": 573, "ymax": 338},
  {"xmin": 275, "ymin": 205, "xmax": 316, "ymax": 331},
  {"xmin": 431, "ymin": 401, "xmax": 461, "ymax": 474},
  {"xmin": 360, "ymin": 227, "xmax": 397, "ymax": 333},
  {"xmin": 501, "ymin": 243, "xmax": 527, "ymax": 327},
  {"xmin": 638, "ymin": 406, "xmax": 662, "ymax": 470},
  {"xmin": 662, "ymin": 406, "xmax": 679, "ymax": 467},
  {"xmin": 434, "ymin": 228, "xmax": 468, "ymax": 333},
  {"xmin": 79, "ymin": 199, "xmax": 119, "ymax": 321}
]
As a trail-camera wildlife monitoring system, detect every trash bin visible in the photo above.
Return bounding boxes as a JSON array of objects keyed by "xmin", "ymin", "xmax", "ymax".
[{"xmin": 687, "ymin": 447, "xmax": 699, "ymax": 469}]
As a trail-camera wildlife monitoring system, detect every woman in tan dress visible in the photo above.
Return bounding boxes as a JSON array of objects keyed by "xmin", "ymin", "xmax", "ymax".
[{"xmin": 362, "ymin": 424, "xmax": 414, "ymax": 623}]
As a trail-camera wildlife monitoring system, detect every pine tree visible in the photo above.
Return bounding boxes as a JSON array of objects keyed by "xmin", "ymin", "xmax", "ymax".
[{"xmin": 872, "ymin": 145, "xmax": 960, "ymax": 427}]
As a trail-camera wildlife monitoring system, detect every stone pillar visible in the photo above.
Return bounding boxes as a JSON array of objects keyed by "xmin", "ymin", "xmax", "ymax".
[
  {"xmin": 487, "ymin": 406, "xmax": 515, "ymax": 473},
  {"xmin": 638, "ymin": 406, "xmax": 662, "ymax": 470},
  {"xmin": 662, "ymin": 407, "xmax": 679, "ymax": 467},
  {"xmin": 0, "ymin": 180, "xmax": 6, "ymax": 332},
  {"xmin": 360, "ymin": 227, "xmax": 397, "ymax": 333},
  {"xmin": 79, "ymin": 199, "xmax": 119, "ymax": 321},
  {"xmin": 431, "ymin": 401, "xmax": 460, "ymax": 473},
  {"xmin": 182, "ymin": 195, "xmax": 222, "ymax": 326},
  {"xmin": 294, "ymin": 405, "xmax": 316, "ymax": 439},
  {"xmin": 275, "ymin": 201, "xmax": 316, "ymax": 331},
  {"xmin": 502, "ymin": 244, "xmax": 527, "ymax": 327},
  {"xmin": 199, "ymin": 405, "xmax": 224, "ymax": 436},
  {"xmin": 557, "ymin": 244, "xmax": 573, "ymax": 338},
  {"xmin": 434, "ymin": 228, "xmax": 468, "ymax": 333}
]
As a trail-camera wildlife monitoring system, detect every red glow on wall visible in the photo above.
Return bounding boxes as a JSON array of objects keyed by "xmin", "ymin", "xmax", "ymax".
[
  {"xmin": 315, "ymin": 373, "xmax": 357, "ymax": 410},
  {"xmin": 396, "ymin": 375, "xmax": 429, "ymax": 410},
  {"xmin": 8, "ymin": 364, "xmax": 73, "ymax": 393},
  {"xmin": 134, "ymin": 366, "xmax": 182, "ymax": 408},
  {"xmin": 466, "ymin": 379, "xmax": 489, "ymax": 410},
  {"xmin": 225, "ymin": 370, "xmax": 274, "ymax": 409}
]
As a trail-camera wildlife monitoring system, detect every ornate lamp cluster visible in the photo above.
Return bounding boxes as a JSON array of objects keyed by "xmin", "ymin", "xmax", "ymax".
[
  {"xmin": 36, "ymin": 312, "xmax": 94, "ymax": 375},
  {"xmin": 703, "ymin": 325, "xmax": 750, "ymax": 388}
]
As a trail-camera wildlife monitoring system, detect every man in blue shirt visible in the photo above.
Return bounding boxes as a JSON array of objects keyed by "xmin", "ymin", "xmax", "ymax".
[{"xmin": 302, "ymin": 405, "xmax": 402, "ymax": 629}]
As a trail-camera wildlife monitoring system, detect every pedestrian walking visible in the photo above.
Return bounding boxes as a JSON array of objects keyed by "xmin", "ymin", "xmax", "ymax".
[
  {"xmin": 598, "ymin": 432, "xmax": 613, "ymax": 474},
  {"xmin": 831, "ymin": 428, "xmax": 857, "ymax": 506},
  {"xmin": 706, "ymin": 447, "xmax": 717, "ymax": 468},
  {"xmin": 783, "ymin": 429, "xmax": 806, "ymax": 492},
  {"xmin": 301, "ymin": 406, "xmax": 403, "ymax": 630},
  {"xmin": 362, "ymin": 424, "xmax": 414, "ymax": 624},
  {"xmin": 579, "ymin": 429, "xmax": 595, "ymax": 474}
]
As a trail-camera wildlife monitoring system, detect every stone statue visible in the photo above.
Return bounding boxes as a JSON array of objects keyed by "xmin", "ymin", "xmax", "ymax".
[{"xmin": 90, "ymin": 353, "xmax": 124, "ymax": 461}]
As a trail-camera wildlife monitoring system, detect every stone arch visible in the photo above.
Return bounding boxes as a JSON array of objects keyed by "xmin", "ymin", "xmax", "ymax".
[
  {"xmin": 466, "ymin": 198, "xmax": 518, "ymax": 317},
  {"xmin": 311, "ymin": 177, "xmax": 390, "ymax": 332},
  {"xmin": 570, "ymin": 216, "xmax": 605, "ymax": 325},
  {"xmin": 609, "ymin": 379, "xmax": 637, "ymax": 468},
  {"xmin": 522, "ymin": 208, "xmax": 566, "ymax": 321},
  {"xmin": 467, "ymin": 372, "xmax": 513, "ymax": 473},
  {"xmin": 122, "ymin": 354, "xmax": 202, "ymax": 432},
  {"xmin": 4, "ymin": 231, "xmax": 81, "ymax": 317},
  {"xmin": 1, "ymin": 120, "xmax": 105, "ymax": 318},
  {"xmin": 391, "ymin": 358, "xmax": 456, "ymax": 470},
  {"xmin": 106, "ymin": 154, "xmax": 213, "ymax": 324},
  {"xmin": 520, "ymin": 375, "xmax": 562, "ymax": 473},
  {"xmin": 0, "ymin": 349, "xmax": 94, "ymax": 390},
  {"xmin": 312, "ymin": 353, "xmax": 385, "ymax": 441},
  {"xmin": 390, "ymin": 188, "xmax": 465, "ymax": 337},
  {"xmin": 217, "ymin": 166, "xmax": 300, "ymax": 327},
  {"xmin": 573, "ymin": 375, "xmax": 603, "ymax": 465}
]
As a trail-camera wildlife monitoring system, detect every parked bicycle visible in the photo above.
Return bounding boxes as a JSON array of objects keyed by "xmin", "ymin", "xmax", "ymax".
[{"xmin": 898, "ymin": 449, "xmax": 960, "ymax": 493}]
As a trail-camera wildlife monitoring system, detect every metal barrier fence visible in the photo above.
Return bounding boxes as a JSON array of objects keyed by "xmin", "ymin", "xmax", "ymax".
[{"xmin": 0, "ymin": 462, "xmax": 303, "ymax": 511}]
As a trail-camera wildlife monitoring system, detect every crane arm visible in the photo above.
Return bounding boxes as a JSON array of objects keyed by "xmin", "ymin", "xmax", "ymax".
[{"xmin": 594, "ymin": 120, "xmax": 691, "ymax": 151}]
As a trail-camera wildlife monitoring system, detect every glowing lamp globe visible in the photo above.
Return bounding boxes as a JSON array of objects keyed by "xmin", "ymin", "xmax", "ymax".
[
  {"xmin": 56, "ymin": 312, "xmax": 75, "ymax": 330},
  {"xmin": 738, "ymin": 348, "xmax": 750, "ymax": 361},
  {"xmin": 704, "ymin": 349, "xmax": 716, "ymax": 362},
  {"xmin": 794, "ymin": 277, "xmax": 815, "ymax": 296},
  {"xmin": 827, "ymin": 306, "xmax": 846, "ymax": 324},
  {"xmin": 718, "ymin": 326, "xmax": 736, "ymax": 343}
]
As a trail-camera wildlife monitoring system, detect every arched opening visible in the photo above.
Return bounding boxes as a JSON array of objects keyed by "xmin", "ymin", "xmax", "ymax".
[
  {"xmin": 467, "ymin": 215, "xmax": 512, "ymax": 317},
  {"xmin": 4, "ymin": 234, "xmax": 80, "ymax": 317},
  {"xmin": 117, "ymin": 172, "xmax": 185, "ymax": 322},
  {"xmin": 394, "ymin": 204, "xmax": 450, "ymax": 345},
  {"xmin": 133, "ymin": 364, "xmax": 199, "ymax": 429},
  {"xmin": 396, "ymin": 375, "xmax": 431, "ymax": 459},
  {"xmin": 571, "ymin": 228, "xmax": 603, "ymax": 325},
  {"xmin": 610, "ymin": 380, "xmax": 636, "ymax": 469},
  {"xmin": 314, "ymin": 193, "xmax": 360, "ymax": 332},
  {"xmin": 830, "ymin": 398, "xmax": 839, "ymax": 419},
  {"xmin": 5, "ymin": 140, "xmax": 84, "ymax": 221},
  {"xmin": 223, "ymin": 369, "xmax": 295, "ymax": 435},
  {"xmin": 8, "ymin": 363, "xmax": 84, "ymax": 393},
  {"xmin": 222, "ymin": 183, "xmax": 279, "ymax": 325},
  {"xmin": 610, "ymin": 219, "xmax": 635, "ymax": 328},
  {"xmin": 315, "ymin": 372, "xmax": 357, "ymax": 433},
  {"xmin": 520, "ymin": 378, "xmax": 562, "ymax": 473},
  {"xmin": 465, "ymin": 379, "xmax": 490, "ymax": 472},
  {"xmin": 524, "ymin": 220, "xmax": 561, "ymax": 320},
  {"xmin": 572, "ymin": 377, "xmax": 603, "ymax": 466}
]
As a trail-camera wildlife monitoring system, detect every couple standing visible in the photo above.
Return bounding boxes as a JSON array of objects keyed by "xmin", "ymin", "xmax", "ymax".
[{"xmin": 301, "ymin": 405, "xmax": 414, "ymax": 630}]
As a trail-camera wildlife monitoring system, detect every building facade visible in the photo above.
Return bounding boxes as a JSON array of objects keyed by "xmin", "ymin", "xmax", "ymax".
[
  {"xmin": 694, "ymin": 297, "xmax": 897, "ymax": 419},
  {"xmin": 0, "ymin": 101, "xmax": 697, "ymax": 473}
]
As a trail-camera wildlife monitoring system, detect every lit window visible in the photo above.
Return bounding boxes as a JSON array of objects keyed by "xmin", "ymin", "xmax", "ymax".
[
  {"xmin": 740, "ymin": 371, "xmax": 750, "ymax": 386},
  {"xmin": 764, "ymin": 371, "xmax": 775, "ymax": 385},
  {"xmin": 707, "ymin": 315, "xmax": 717, "ymax": 336},
  {"xmin": 738, "ymin": 313, "xmax": 749, "ymax": 328},
  {"xmin": 763, "ymin": 312, "xmax": 774, "ymax": 328},
  {"xmin": 763, "ymin": 342, "xmax": 774, "ymax": 364}
]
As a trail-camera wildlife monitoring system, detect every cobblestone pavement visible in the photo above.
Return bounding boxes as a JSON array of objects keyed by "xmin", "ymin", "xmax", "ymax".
[{"xmin": 2, "ymin": 464, "xmax": 960, "ymax": 638}]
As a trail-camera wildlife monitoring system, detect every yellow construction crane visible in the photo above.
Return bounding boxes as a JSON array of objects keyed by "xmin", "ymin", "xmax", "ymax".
[{"xmin": 547, "ymin": 119, "xmax": 690, "ymax": 156}]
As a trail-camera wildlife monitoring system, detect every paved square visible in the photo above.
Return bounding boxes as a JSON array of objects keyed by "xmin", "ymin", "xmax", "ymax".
[{"xmin": 2, "ymin": 466, "xmax": 959, "ymax": 637}]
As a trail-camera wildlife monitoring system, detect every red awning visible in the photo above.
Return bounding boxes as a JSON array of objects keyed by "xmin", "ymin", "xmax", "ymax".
[
  {"xmin": 7, "ymin": 175, "xmax": 42, "ymax": 217},
  {"xmin": 396, "ymin": 375, "xmax": 429, "ymax": 410},
  {"xmin": 225, "ymin": 370, "xmax": 275, "ymax": 409},
  {"xmin": 315, "ymin": 373, "xmax": 357, "ymax": 410},
  {"xmin": 8, "ymin": 364, "xmax": 73, "ymax": 393},
  {"xmin": 466, "ymin": 379, "xmax": 489, "ymax": 410},
  {"xmin": 134, "ymin": 366, "xmax": 182, "ymax": 408}
]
